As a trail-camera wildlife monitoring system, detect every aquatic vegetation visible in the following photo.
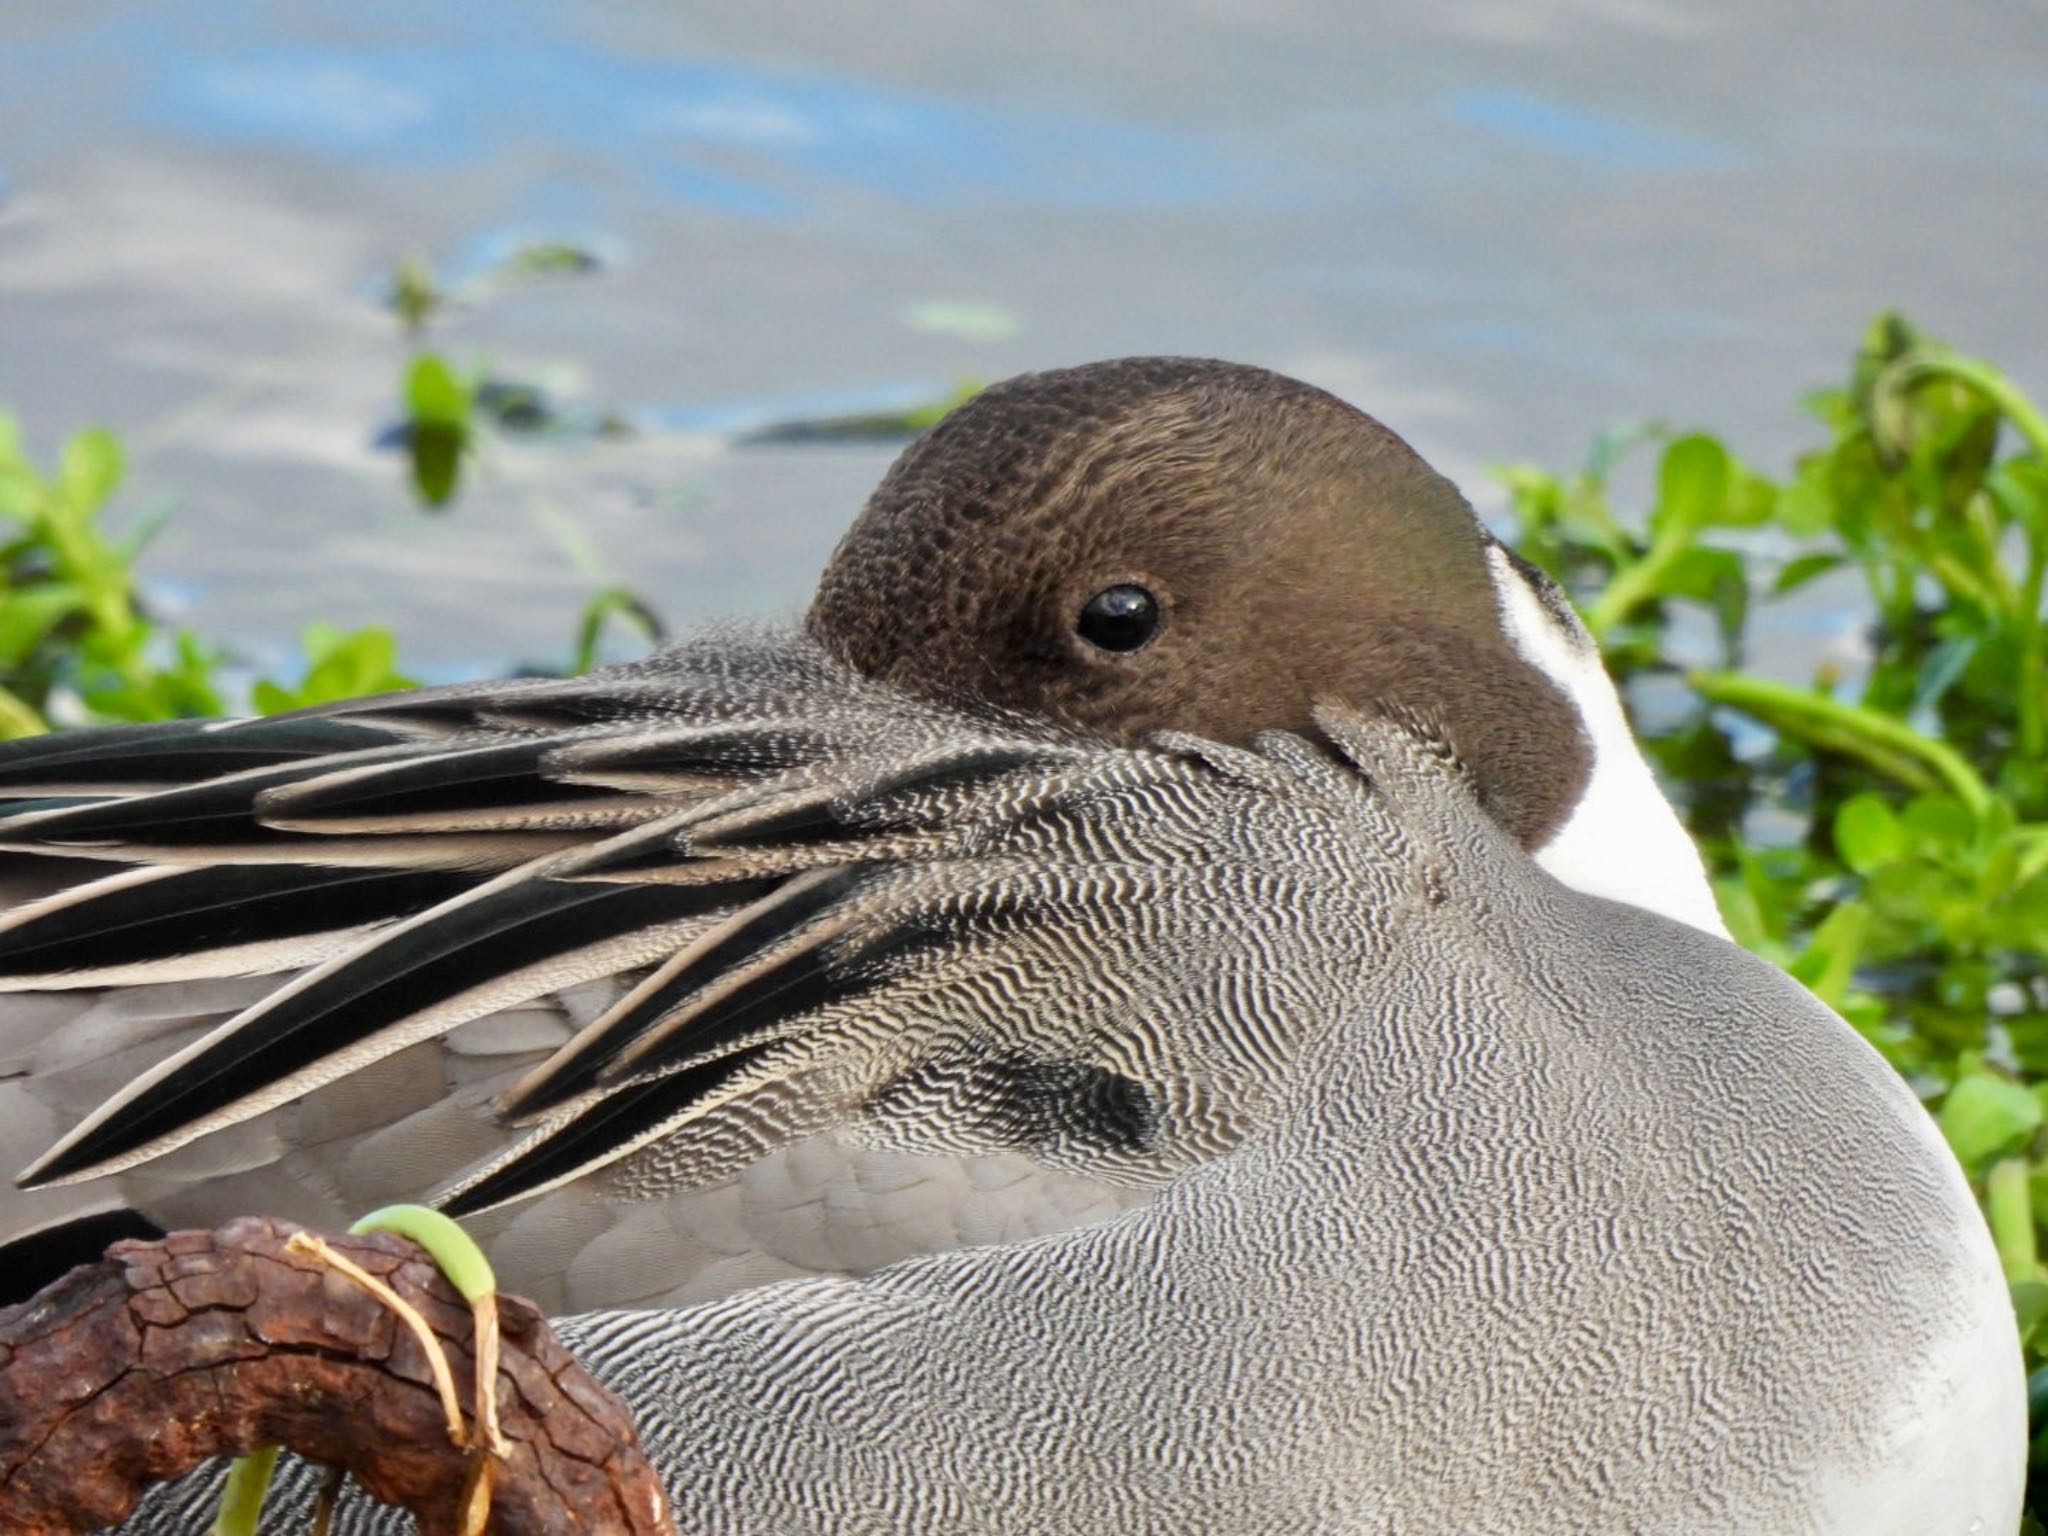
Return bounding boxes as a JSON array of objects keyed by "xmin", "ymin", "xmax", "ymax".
[
  {"xmin": 1502, "ymin": 316, "xmax": 2048, "ymax": 1081},
  {"xmin": 734, "ymin": 379, "xmax": 984, "ymax": 445},
  {"xmin": 399, "ymin": 352, "xmax": 475, "ymax": 509},
  {"xmin": 249, "ymin": 623, "xmax": 418, "ymax": 714},
  {"xmin": 0, "ymin": 419, "xmax": 224, "ymax": 730},
  {"xmin": 0, "ymin": 311, "xmax": 2042, "ymax": 1499},
  {"xmin": 386, "ymin": 244, "xmax": 621, "ymax": 510},
  {"xmin": 0, "ymin": 414, "xmax": 589, "ymax": 727}
]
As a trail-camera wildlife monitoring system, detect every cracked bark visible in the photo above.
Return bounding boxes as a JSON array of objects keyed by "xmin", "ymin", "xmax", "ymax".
[{"xmin": 0, "ymin": 1215, "xmax": 677, "ymax": 1536}]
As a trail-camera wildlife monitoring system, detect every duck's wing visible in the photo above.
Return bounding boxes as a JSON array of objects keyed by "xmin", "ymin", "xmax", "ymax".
[{"xmin": 0, "ymin": 629, "xmax": 1381, "ymax": 1308}]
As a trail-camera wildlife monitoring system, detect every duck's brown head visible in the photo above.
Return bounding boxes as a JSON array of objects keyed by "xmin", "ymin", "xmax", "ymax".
[
  {"xmin": 807, "ymin": 357, "xmax": 1733, "ymax": 944},
  {"xmin": 808, "ymin": 357, "xmax": 1600, "ymax": 855}
]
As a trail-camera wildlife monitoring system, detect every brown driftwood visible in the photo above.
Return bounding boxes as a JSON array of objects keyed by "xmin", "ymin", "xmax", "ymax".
[{"xmin": 0, "ymin": 1215, "xmax": 677, "ymax": 1535}]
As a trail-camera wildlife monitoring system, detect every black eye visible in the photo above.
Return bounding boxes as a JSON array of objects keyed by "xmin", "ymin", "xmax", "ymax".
[{"xmin": 1076, "ymin": 584, "xmax": 1161, "ymax": 653}]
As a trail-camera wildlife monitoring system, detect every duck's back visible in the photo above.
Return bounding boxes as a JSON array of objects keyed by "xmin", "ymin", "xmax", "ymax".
[{"xmin": 566, "ymin": 728, "xmax": 2020, "ymax": 1534}]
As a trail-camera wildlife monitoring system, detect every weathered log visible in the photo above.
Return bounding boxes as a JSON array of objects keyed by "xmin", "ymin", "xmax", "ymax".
[{"xmin": 0, "ymin": 1215, "xmax": 676, "ymax": 1535}]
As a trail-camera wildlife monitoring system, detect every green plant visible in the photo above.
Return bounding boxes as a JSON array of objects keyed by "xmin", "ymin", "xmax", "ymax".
[
  {"xmin": 384, "ymin": 244, "xmax": 623, "ymax": 511},
  {"xmin": 570, "ymin": 585, "xmax": 667, "ymax": 675},
  {"xmin": 1498, "ymin": 311, "xmax": 2048, "ymax": 1508},
  {"xmin": 0, "ymin": 418, "xmax": 224, "ymax": 732},
  {"xmin": 251, "ymin": 623, "xmax": 418, "ymax": 714},
  {"xmin": 401, "ymin": 352, "xmax": 475, "ymax": 509},
  {"xmin": 0, "ymin": 414, "xmax": 650, "ymax": 730},
  {"xmin": 385, "ymin": 254, "xmax": 444, "ymax": 338},
  {"xmin": 738, "ymin": 379, "xmax": 984, "ymax": 445}
]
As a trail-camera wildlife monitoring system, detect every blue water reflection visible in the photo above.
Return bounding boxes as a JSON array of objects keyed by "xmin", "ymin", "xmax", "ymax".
[
  {"xmin": 8, "ymin": 0, "xmax": 1306, "ymax": 216},
  {"xmin": 1441, "ymin": 89, "xmax": 1736, "ymax": 173}
]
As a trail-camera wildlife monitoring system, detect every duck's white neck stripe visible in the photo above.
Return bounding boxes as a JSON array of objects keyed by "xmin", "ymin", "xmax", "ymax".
[{"xmin": 1484, "ymin": 547, "xmax": 1728, "ymax": 938}]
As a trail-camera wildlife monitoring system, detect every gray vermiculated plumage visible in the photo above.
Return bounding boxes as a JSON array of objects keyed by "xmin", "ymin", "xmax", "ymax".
[{"xmin": 105, "ymin": 706, "xmax": 2015, "ymax": 1533}]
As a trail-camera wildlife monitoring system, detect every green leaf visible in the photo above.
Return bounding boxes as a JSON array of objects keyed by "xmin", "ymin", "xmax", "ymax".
[
  {"xmin": 1772, "ymin": 552, "xmax": 1845, "ymax": 595},
  {"xmin": 1990, "ymin": 1157, "xmax": 2042, "ymax": 1282},
  {"xmin": 1711, "ymin": 873, "xmax": 1769, "ymax": 953},
  {"xmin": 56, "ymin": 428, "xmax": 123, "ymax": 518},
  {"xmin": 402, "ymin": 356, "xmax": 471, "ymax": 508},
  {"xmin": 1660, "ymin": 546, "xmax": 1743, "ymax": 602},
  {"xmin": 1939, "ymin": 1071, "xmax": 2043, "ymax": 1167},
  {"xmin": 1981, "ymin": 840, "xmax": 2023, "ymax": 904},
  {"xmin": 254, "ymin": 625, "xmax": 417, "ymax": 713},
  {"xmin": 0, "ymin": 684, "xmax": 48, "ymax": 738},
  {"xmin": 1902, "ymin": 794, "xmax": 1977, "ymax": 855},
  {"xmin": 249, "ymin": 679, "xmax": 294, "ymax": 714},
  {"xmin": 299, "ymin": 621, "xmax": 347, "ymax": 665},
  {"xmin": 2026, "ymin": 1159, "xmax": 2048, "ymax": 1230},
  {"xmin": 1774, "ymin": 461, "xmax": 1837, "ymax": 537},
  {"xmin": 408, "ymin": 421, "xmax": 465, "ymax": 507},
  {"xmin": 1649, "ymin": 433, "xmax": 1731, "ymax": 539},
  {"xmin": 1660, "ymin": 546, "xmax": 1748, "ymax": 655},
  {"xmin": 1833, "ymin": 794, "xmax": 1905, "ymax": 873},
  {"xmin": 385, "ymin": 254, "xmax": 442, "ymax": 335},
  {"xmin": 2011, "ymin": 1279, "xmax": 2048, "ymax": 1345},
  {"xmin": 405, "ymin": 354, "xmax": 470, "ymax": 426},
  {"xmin": 1712, "ymin": 465, "xmax": 1777, "ymax": 529},
  {"xmin": 1908, "ymin": 635, "xmax": 1977, "ymax": 718},
  {"xmin": 0, "ymin": 582, "xmax": 86, "ymax": 666},
  {"xmin": 1991, "ymin": 458, "xmax": 2048, "ymax": 539},
  {"xmin": 1788, "ymin": 899, "xmax": 1869, "ymax": 1007},
  {"xmin": 571, "ymin": 586, "xmax": 666, "ymax": 674},
  {"xmin": 502, "ymin": 241, "xmax": 602, "ymax": 278}
]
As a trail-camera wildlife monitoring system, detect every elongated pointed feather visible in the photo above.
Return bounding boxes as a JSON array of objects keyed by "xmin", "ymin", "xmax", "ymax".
[
  {"xmin": 255, "ymin": 739, "xmax": 649, "ymax": 833},
  {"xmin": 544, "ymin": 722, "xmax": 840, "ymax": 789},
  {"xmin": 0, "ymin": 754, "xmax": 425, "ymax": 848},
  {"xmin": 601, "ymin": 899, "xmax": 955, "ymax": 1086},
  {"xmin": 0, "ymin": 715, "xmax": 427, "ymax": 796},
  {"xmin": 555, "ymin": 773, "xmax": 872, "ymax": 880},
  {"xmin": 0, "ymin": 797, "xmax": 105, "ymax": 821},
  {"xmin": 19, "ymin": 870, "xmax": 778, "ymax": 1185},
  {"xmin": 439, "ymin": 1045, "xmax": 774, "ymax": 1216},
  {"xmin": 0, "ymin": 863, "xmax": 475, "ymax": 987},
  {"xmin": 509, "ymin": 865, "xmax": 879, "ymax": 1115},
  {"xmin": 481, "ymin": 875, "xmax": 1099, "ymax": 1207},
  {"xmin": 508, "ymin": 743, "xmax": 1113, "ymax": 1118}
]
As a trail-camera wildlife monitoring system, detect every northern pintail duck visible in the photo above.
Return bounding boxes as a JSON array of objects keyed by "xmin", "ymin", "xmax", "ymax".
[{"xmin": 0, "ymin": 359, "xmax": 2022, "ymax": 1533}]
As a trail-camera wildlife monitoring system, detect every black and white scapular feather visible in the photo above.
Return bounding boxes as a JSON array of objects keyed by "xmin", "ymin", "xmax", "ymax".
[
  {"xmin": 0, "ymin": 357, "xmax": 2023, "ymax": 1533},
  {"xmin": 0, "ymin": 631, "xmax": 1214, "ymax": 1310}
]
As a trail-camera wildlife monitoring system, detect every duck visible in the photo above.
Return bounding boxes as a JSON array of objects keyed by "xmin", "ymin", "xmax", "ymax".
[{"xmin": 0, "ymin": 358, "xmax": 2022, "ymax": 1534}]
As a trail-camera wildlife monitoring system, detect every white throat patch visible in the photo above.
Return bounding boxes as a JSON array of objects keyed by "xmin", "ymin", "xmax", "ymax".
[{"xmin": 1484, "ymin": 546, "xmax": 1728, "ymax": 938}]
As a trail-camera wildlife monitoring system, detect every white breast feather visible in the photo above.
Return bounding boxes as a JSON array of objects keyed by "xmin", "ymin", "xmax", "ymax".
[{"xmin": 1485, "ymin": 546, "xmax": 1729, "ymax": 938}]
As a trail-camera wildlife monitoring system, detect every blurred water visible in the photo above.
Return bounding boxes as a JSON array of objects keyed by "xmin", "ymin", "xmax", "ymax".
[{"xmin": 0, "ymin": 0, "xmax": 2041, "ymax": 680}]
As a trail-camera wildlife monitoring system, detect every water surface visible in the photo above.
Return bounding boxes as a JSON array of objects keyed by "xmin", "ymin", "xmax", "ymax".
[{"xmin": 0, "ymin": 0, "xmax": 2041, "ymax": 679}]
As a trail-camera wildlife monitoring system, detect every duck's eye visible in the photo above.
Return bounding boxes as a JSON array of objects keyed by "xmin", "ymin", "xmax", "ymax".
[{"xmin": 1076, "ymin": 584, "xmax": 1161, "ymax": 653}]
